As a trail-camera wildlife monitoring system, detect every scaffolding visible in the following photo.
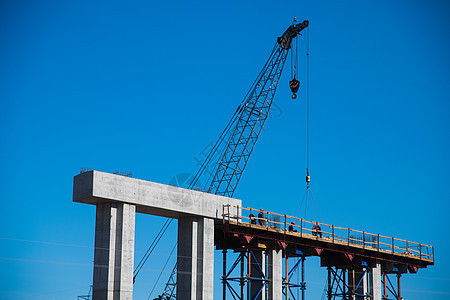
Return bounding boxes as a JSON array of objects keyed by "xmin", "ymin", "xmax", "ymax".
[{"xmin": 222, "ymin": 250, "xmax": 268, "ymax": 300}]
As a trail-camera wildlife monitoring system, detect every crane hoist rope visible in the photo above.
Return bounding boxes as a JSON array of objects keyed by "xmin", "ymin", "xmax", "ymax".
[
  {"xmin": 147, "ymin": 242, "xmax": 177, "ymax": 300},
  {"xmin": 133, "ymin": 218, "xmax": 173, "ymax": 282},
  {"xmin": 306, "ymin": 24, "xmax": 311, "ymax": 173},
  {"xmin": 300, "ymin": 25, "xmax": 321, "ymax": 222}
]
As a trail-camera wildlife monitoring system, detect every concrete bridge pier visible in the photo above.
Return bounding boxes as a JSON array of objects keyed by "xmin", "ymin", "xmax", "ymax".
[
  {"xmin": 248, "ymin": 250, "xmax": 282, "ymax": 300},
  {"xmin": 178, "ymin": 217, "xmax": 215, "ymax": 299},
  {"xmin": 250, "ymin": 251, "xmax": 266, "ymax": 300},
  {"xmin": 372, "ymin": 262, "xmax": 382, "ymax": 300},
  {"xmin": 267, "ymin": 249, "xmax": 283, "ymax": 300},
  {"xmin": 93, "ymin": 202, "xmax": 136, "ymax": 300}
]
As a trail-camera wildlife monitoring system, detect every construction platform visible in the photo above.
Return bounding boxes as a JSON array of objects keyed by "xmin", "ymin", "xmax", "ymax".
[{"xmin": 216, "ymin": 205, "xmax": 434, "ymax": 272}]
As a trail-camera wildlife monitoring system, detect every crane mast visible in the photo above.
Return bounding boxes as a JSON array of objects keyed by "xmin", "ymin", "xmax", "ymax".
[{"xmin": 155, "ymin": 20, "xmax": 309, "ymax": 300}]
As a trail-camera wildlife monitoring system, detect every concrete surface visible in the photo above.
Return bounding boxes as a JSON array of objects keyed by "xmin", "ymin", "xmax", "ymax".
[
  {"xmin": 93, "ymin": 202, "xmax": 135, "ymax": 300},
  {"xmin": 74, "ymin": 170, "xmax": 241, "ymax": 219},
  {"xmin": 267, "ymin": 250, "xmax": 283, "ymax": 300},
  {"xmin": 372, "ymin": 262, "xmax": 382, "ymax": 300},
  {"xmin": 250, "ymin": 251, "xmax": 266, "ymax": 300},
  {"xmin": 177, "ymin": 217, "xmax": 214, "ymax": 300}
]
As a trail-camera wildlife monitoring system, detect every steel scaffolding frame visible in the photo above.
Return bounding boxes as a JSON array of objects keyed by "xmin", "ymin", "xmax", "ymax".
[
  {"xmin": 282, "ymin": 255, "xmax": 306, "ymax": 300},
  {"xmin": 323, "ymin": 267, "xmax": 371, "ymax": 300},
  {"xmin": 222, "ymin": 249, "xmax": 268, "ymax": 300},
  {"xmin": 381, "ymin": 273, "xmax": 403, "ymax": 300}
]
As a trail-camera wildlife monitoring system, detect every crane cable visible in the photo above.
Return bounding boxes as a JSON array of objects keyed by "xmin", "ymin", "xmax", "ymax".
[
  {"xmin": 306, "ymin": 25, "xmax": 310, "ymax": 172},
  {"xmin": 133, "ymin": 218, "xmax": 173, "ymax": 282},
  {"xmin": 299, "ymin": 25, "xmax": 320, "ymax": 222},
  {"xmin": 146, "ymin": 242, "xmax": 177, "ymax": 300}
]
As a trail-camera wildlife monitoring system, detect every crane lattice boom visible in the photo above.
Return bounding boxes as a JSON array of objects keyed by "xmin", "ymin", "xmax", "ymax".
[{"xmin": 208, "ymin": 20, "xmax": 309, "ymax": 197}]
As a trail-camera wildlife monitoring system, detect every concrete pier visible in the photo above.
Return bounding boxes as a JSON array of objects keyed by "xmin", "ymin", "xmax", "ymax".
[
  {"xmin": 93, "ymin": 202, "xmax": 135, "ymax": 300},
  {"xmin": 178, "ymin": 217, "xmax": 215, "ymax": 299},
  {"xmin": 250, "ymin": 251, "xmax": 266, "ymax": 300},
  {"xmin": 372, "ymin": 262, "xmax": 382, "ymax": 300},
  {"xmin": 267, "ymin": 250, "xmax": 283, "ymax": 300}
]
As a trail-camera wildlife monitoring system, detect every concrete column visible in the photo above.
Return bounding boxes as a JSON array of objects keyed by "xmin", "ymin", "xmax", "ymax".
[
  {"xmin": 362, "ymin": 268, "xmax": 368, "ymax": 297},
  {"xmin": 250, "ymin": 251, "xmax": 266, "ymax": 300},
  {"xmin": 177, "ymin": 217, "xmax": 214, "ymax": 300},
  {"xmin": 372, "ymin": 262, "xmax": 382, "ymax": 300},
  {"xmin": 93, "ymin": 202, "xmax": 136, "ymax": 300},
  {"xmin": 267, "ymin": 249, "xmax": 282, "ymax": 300},
  {"xmin": 350, "ymin": 268, "xmax": 371, "ymax": 299}
]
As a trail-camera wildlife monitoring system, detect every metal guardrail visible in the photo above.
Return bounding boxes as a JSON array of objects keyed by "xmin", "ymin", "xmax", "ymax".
[{"xmin": 222, "ymin": 204, "xmax": 434, "ymax": 262}]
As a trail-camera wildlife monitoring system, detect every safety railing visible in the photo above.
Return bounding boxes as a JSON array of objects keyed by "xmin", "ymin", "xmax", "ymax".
[{"xmin": 222, "ymin": 204, "xmax": 434, "ymax": 262}]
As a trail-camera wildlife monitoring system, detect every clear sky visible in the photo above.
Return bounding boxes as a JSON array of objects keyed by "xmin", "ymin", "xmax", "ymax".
[{"xmin": 1, "ymin": 0, "xmax": 449, "ymax": 299}]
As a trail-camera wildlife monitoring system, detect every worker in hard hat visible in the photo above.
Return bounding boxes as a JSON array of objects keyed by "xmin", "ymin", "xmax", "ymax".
[
  {"xmin": 289, "ymin": 221, "xmax": 297, "ymax": 232},
  {"xmin": 258, "ymin": 209, "xmax": 266, "ymax": 226},
  {"xmin": 249, "ymin": 212, "xmax": 256, "ymax": 224},
  {"xmin": 312, "ymin": 222, "xmax": 322, "ymax": 238}
]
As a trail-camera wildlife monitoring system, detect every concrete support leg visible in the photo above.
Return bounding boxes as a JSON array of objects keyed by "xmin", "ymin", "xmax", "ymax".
[
  {"xmin": 363, "ymin": 268, "xmax": 368, "ymax": 296},
  {"xmin": 177, "ymin": 217, "xmax": 214, "ymax": 300},
  {"xmin": 250, "ymin": 251, "xmax": 266, "ymax": 300},
  {"xmin": 372, "ymin": 262, "xmax": 382, "ymax": 300},
  {"xmin": 267, "ymin": 249, "xmax": 282, "ymax": 300},
  {"xmin": 93, "ymin": 202, "xmax": 136, "ymax": 300}
]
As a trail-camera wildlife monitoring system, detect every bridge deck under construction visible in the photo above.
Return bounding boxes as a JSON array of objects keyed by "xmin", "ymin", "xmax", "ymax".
[{"xmin": 216, "ymin": 205, "xmax": 434, "ymax": 272}]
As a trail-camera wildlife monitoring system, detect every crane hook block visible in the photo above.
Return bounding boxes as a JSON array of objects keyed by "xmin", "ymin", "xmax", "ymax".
[
  {"xmin": 289, "ymin": 78, "xmax": 300, "ymax": 93},
  {"xmin": 289, "ymin": 77, "xmax": 300, "ymax": 99}
]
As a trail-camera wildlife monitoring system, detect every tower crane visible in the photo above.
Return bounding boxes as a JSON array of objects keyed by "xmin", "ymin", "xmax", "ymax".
[{"xmin": 145, "ymin": 20, "xmax": 310, "ymax": 299}]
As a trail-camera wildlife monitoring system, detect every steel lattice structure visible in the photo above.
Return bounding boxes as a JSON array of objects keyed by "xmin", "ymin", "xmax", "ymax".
[{"xmin": 156, "ymin": 264, "xmax": 177, "ymax": 300}]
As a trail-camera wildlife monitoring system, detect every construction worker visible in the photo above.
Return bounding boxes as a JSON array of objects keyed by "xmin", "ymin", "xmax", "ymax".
[
  {"xmin": 249, "ymin": 212, "xmax": 256, "ymax": 224},
  {"xmin": 289, "ymin": 221, "xmax": 297, "ymax": 232},
  {"xmin": 258, "ymin": 209, "xmax": 266, "ymax": 226},
  {"xmin": 312, "ymin": 222, "xmax": 322, "ymax": 237}
]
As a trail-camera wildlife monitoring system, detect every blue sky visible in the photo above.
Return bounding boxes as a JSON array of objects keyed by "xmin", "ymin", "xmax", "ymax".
[{"xmin": 1, "ymin": 0, "xmax": 449, "ymax": 299}]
